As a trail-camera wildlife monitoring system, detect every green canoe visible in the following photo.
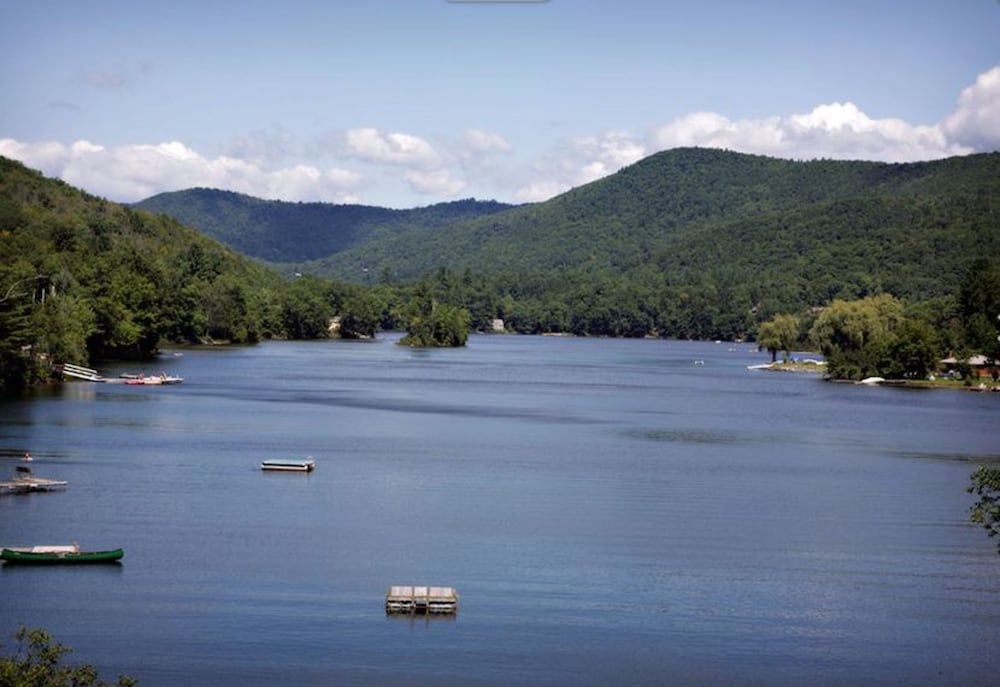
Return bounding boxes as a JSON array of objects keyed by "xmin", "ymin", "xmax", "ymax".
[{"xmin": 0, "ymin": 546, "xmax": 123, "ymax": 564}]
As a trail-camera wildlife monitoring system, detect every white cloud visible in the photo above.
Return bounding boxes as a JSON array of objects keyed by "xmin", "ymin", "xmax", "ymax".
[
  {"xmin": 514, "ymin": 130, "xmax": 646, "ymax": 202},
  {"xmin": 649, "ymin": 102, "xmax": 970, "ymax": 162},
  {"xmin": 222, "ymin": 126, "xmax": 295, "ymax": 167},
  {"xmin": 462, "ymin": 129, "xmax": 512, "ymax": 154},
  {"xmin": 0, "ymin": 138, "xmax": 362, "ymax": 203},
  {"xmin": 514, "ymin": 63, "xmax": 1000, "ymax": 202},
  {"xmin": 344, "ymin": 128, "xmax": 441, "ymax": 168},
  {"xmin": 405, "ymin": 168, "xmax": 467, "ymax": 196},
  {"xmin": 2, "ymin": 66, "xmax": 997, "ymax": 208},
  {"xmin": 514, "ymin": 179, "xmax": 567, "ymax": 204},
  {"xmin": 0, "ymin": 138, "xmax": 77, "ymax": 174},
  {"xmin": 942, "ymin": 66, "xmax": 1000, "ymax": 150}
]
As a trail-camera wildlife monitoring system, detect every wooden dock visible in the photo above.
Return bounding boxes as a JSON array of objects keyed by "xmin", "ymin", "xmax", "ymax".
[{"xmin": 385, "ymin": 585, "xmax": 459, "ymax": 614}]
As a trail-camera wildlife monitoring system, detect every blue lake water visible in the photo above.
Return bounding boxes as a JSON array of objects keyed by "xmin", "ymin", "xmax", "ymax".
[{"xmin": 1, "ymin": 334, "xmax": 998, "ymax": 686}]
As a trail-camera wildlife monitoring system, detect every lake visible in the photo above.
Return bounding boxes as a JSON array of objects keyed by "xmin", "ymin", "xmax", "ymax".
[{"xmin": 1, "ymin": 334, "xmax": 998, "ymax": 686}]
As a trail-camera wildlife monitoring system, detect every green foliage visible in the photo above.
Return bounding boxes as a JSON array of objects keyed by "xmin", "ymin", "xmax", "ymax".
[
  {"xmin": 968, "ymin": 466, "xmax": 1000, "ymax": 554},
  {"xmin": 757, "ymin": 313, "xmax": 800, "ymax": 362},
  {"xmin": 277, "ymin": 276, "xmax": 332, "ymax": 340},
  {"xmin": 958, "ymin": 258, "xmax": 1000, "ymax": 359},
  {"xmin": 6, "ymin": 149, "xmax": 1000, "ymax": 386},
  {"xmin": 397, "ymin": 280, "xmax": 470, "ymax": 347},
  {"xmin": 807, "ymin": 295, "xmax": 944, "ymax": 380},
  {"xmin": 134, "ymin": 189, "xmax": 514, "ymax": 264},
  {"xmin": 0, "ymin": 156, "xmax": 375, "ymax": 393},
  {"xmin": 338, "ymin": 289, "xmax": 382, "ymax": 339},
  {"xmin": 810, "ymin": 294, "xmax": 905, "ymax": 357},
  {"xmin": 0, "ymin": 626, "xmax": 136, "ymax": 686},
  {"xmin": 881, "ymin": 319, "xmax": 939, "ymax": 380},
  {"xmin": 141, "ymin": 150, "xmax": 999, "ymax": 345}
]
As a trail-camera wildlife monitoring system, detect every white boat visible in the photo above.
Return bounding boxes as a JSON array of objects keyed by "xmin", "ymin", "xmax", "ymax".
[
  {"xmin": 261, "ymin": 457, "xmax": 315, "ymax": 472},
  {"xmin": 121, "ymin": 373, "xmax": 183, "ymax": 385}
]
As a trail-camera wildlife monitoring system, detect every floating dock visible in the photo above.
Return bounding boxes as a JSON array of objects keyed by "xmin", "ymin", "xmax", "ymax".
[
  {"xmin": 0, "ymin": 474, "xmax": 68, "ymax": 496},
  {"xmin": 261, "ymin": 458, "xmax": 315, "ymax": 472},
  {"xmin": 385, "ymin": 586, "xmax": 459, "ymax": 614},
  {"xmin": 59, "ymin": 363, "xmax": 183, "ymax": 384}
]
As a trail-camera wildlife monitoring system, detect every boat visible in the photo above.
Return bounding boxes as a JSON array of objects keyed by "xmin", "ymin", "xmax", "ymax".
[
  {"xmin": 120, "ymin": 373, "xmax": 183, "ymax": 385},
  {"xmin": 0, "ymin": 545, "xmax": 123, "ymax": 564},
  {"xmin": 261, "ymin": 457, "xmax": 315, "ymax": 472}
]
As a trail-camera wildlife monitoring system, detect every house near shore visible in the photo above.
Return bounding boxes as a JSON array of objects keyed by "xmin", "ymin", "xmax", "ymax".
[{"xmin": 939, "ymin": 354, "xmax": 996, "ymax": 379}]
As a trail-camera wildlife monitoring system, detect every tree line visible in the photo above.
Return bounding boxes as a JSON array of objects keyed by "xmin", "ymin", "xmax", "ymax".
[
  {"xmin": 4, "ymin": 152, "xmax": 1000, "ymax": 395},
  {"xmin": 756, "ymin": 257, "xmax": 1000, "ymax": 382},
  {"xmin": 0, "ymin": 158, "xmax": 474, "ymax": 394}
]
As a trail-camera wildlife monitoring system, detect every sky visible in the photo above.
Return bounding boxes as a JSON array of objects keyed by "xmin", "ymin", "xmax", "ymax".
[{"xmin": 1, "ymin": 0, "xmax": 999, "ymax": 208}]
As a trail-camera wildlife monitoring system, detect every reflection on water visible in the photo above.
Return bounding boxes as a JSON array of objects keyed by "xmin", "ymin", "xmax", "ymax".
[{"xmin": 1, "ymin": 335, "xmax": 998, "ymax": 687}]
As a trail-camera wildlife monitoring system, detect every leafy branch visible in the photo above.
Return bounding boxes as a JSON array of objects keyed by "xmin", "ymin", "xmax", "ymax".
[{"xmin": 968, "ymin": 466, "xmax": 1000, "ymax": 553}]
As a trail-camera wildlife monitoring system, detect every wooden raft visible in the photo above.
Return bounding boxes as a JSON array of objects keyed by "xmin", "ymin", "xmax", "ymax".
[{"xmin": 385, "ymin": 585, "xmax": 459, "ymax": 614}]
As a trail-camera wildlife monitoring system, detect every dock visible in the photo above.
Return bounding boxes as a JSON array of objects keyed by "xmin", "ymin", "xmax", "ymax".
[
  {"xmin": 385, "ymin": 586, "xmax": 459, "ymax": 614},
  {"xmin": 0, "ymin": 475, "xmax": 68, "ymax": 496},
  {"xmin": 261, "ymin": 458, "xmax": 315, "ymax": 472},
  {"xmin": 58, "ymin": 363, "xmax": 183, "ymax": 385}
]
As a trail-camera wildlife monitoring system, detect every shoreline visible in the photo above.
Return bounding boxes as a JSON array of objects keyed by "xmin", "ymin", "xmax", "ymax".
[{"xmin": 750, "ymin": 361, "xmax": 1000, "ymax": 392}]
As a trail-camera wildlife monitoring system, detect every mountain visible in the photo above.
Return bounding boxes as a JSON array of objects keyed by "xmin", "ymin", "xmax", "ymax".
[
  {"xmin": 133, "ymin": 189, "xmax": 516, "ymax": 264},
  {"xmin": 124, "ymin": 148, "xmax": 1000, "ymax": 341},
  {"xmin": 136, "ymin": 150, "xmax": 1000, "ymax": 314},
  {"xmin": 310, "ymin": 148, "xmax": 1000, "ymax": 294}
]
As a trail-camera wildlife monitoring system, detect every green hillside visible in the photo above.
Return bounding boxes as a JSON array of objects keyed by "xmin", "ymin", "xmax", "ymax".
[
  {"xmin": 127, "ymin": 148, "xmax": 1000, "ymax": 341},
  {"xmin": 0, "ymin": 157, "xmax": 286, "ymax": 392},
  {"xmin": 134, "ymin": 188, "xmax": 515, "ymax": 264},
  {"xmin": 133, "ymin": 151, "xmax": 1000, "ymax": 310},
  {"xmin": 316, "ymin": 148, "xmax": 1000, "ymax": 291}
]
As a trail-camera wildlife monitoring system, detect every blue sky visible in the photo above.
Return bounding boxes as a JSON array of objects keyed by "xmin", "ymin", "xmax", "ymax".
[{"xmin": 2, "ymin": 0, "xmax": 998, "ymax": 207}]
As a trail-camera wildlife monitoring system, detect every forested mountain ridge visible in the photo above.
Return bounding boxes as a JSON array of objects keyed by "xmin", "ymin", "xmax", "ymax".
[
  {"xmin": 311, "ymin": 148, "xmax": 1000, "ymax": 289},
  {"xmin": 3, "ymin": 148, "xmax": 999, "ymax": 392},
  {"xmin": 126, "ymin": 148, "xmax": 1000, "ymax": 342},
  {"xmin": 134, "ymin": 188, "xmax": 516, "ymax": 264},
  {"xmin": 143, "ymin": 150, "xmax": 998, "ymax": 311}
]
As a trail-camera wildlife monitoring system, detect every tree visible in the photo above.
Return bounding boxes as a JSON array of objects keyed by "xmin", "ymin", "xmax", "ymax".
[
  {"xmin": 756, "ymin": 313, "xmax": 800, "ymax": 362},
  {"xmin": 0, "ymin": 271, "xmax": 44, "ymax": 392},
  {"xmin": 398, "ymin": 280, "xmax": 470, "ymax": 347},
  {"xmin": 338, "ymin": 290, "xmax": 381, "ymax": 339},
  {"xmin": 809, "ymin": 295, "xmax": 905, "ymax": 380},
  {"xmin": 0, "ymin": 627, "xmax": 136, "ymax": 686},
  {"xmin": 958, "ymin": 258, "xmax": 1000, "ymax": 358},
  {"xmin": 968, "ymin": 466, "xmax": 1000, "ymax": 554},
  {"xmin": 278, "ymin": 277, "xmax": 331, "ymax": 340},
  {"xmin": 882, "ymin": 319, "xmax": 939, "ymax": 380}
]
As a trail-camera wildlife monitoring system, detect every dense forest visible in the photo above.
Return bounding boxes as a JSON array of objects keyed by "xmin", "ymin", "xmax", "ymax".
[
  {"xmin": 135, "ymin": 189, "xmax": 515, "ymax": 264},
  {"xmin": 136, "ymin": 149, "xmax": 1000, "ymax": 342},
  {"xmin": 0, "ymin": 157, "xmax": 471, "ymax": 393},
  {"xmin": 4, "ymin": 147, "xmax": 1000, "ymax": 392}
]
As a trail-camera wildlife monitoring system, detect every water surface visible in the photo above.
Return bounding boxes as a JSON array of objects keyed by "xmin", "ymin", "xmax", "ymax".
[{"xmin": 1, "ymin": 335, "xmax": 998, "ymax": 685}]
